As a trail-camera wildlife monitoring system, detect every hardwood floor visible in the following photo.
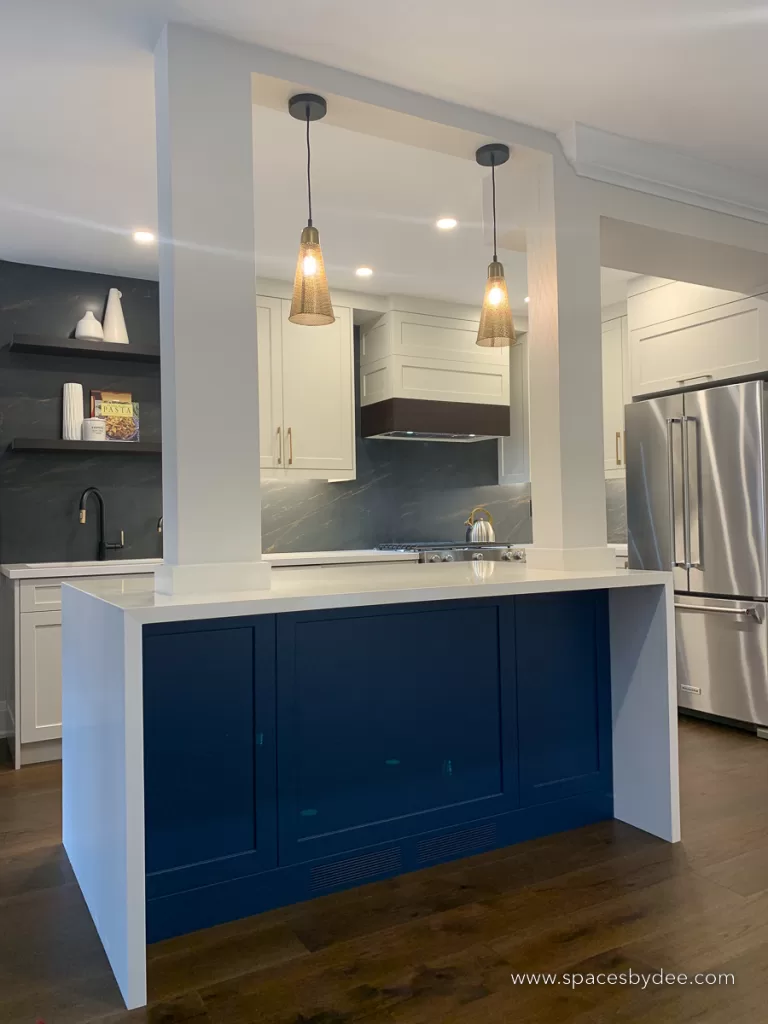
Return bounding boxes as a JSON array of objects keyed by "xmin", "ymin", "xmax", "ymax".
[{"xmin": 2, "ymin": 716, "xmax": 767, "ymax": 1023}]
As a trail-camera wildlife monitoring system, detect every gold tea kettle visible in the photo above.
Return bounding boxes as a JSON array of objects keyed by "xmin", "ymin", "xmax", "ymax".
[{"xmin": 465, "ymin": 506, "xmax": 495, "ymax": 544}]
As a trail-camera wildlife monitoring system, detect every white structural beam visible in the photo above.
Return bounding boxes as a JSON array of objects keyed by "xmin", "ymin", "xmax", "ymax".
[
  {"xmin": 510, "ymin": 152, "xmax": 613, "ymax": 570},
  {"xmin": 154, "ymin": 26, "xmax": 270, "ymax": 594}
]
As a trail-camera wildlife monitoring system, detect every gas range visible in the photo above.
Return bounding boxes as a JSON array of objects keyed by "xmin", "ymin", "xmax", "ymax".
[{"xmin": 376, "ymin": 542, "xmax": 526, "ymax": 564}]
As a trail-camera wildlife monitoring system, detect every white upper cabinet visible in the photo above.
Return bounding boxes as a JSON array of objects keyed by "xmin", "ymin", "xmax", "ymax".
[
  {"xmin": 628, "ymin": 279, "xmax": 768, "ymax": 397},
  {"xmin": 257, "ymin": 296, "xmax": 283, "ymax": 471},
  {"xmin": 497, "ymin": 335, "xmax": 529, "ymax": 485},
  {"xmin": 280, "ymin": 303, "xmax": 355, "ymax": 476},
  {"xmin": 602, "ymin": 316, "xmax": 630, "ymax": 478},
  {"xmin": 257, "ymin": 296, "xmax": 356, "ymax": 481},
  {"xmin": 497, "ymin": 317, "xmax": 630, "ymax": 485}
]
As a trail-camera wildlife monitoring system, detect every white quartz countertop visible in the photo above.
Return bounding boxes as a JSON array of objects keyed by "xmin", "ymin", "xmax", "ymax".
[
  {"xmin": 1, "ymin": 558, "xmax": 163, "ymax": 580},
  {"xmin": 64, "ymin": 560, "xmax": 670, "ymax": 626},
  {"xmin": 1, "ymin": 549, "xmax": 418, "ymax": 579}
]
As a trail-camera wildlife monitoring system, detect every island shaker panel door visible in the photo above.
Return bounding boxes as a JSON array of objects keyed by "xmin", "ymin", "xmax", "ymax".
[
  {"xmin": 142, "ymin": 617, "xmax": 277, "ymax": 896},
  {"xmin": 515, "ymin": 592, "xmax": 612, "ymax": 806},
  {"xmin": 277, "ymin": 600, "xmax": 517, "ymax": 865}
]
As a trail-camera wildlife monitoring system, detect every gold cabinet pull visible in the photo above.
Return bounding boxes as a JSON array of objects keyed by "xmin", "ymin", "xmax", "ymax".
[
  {"xmin": 276, "ymin": 425, "xmax": 282, "ymax": 465},
  {"xmin": 288, "ymin": 426, "xmax": 293, "ymax": 465},
  {"xmin": 615, "ymin": 431, "xmax": 622, "ymax": 465}
]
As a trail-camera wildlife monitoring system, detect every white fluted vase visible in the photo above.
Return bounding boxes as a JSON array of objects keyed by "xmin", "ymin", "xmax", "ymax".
[{"xmin": 62, "ymin": 383, "xmax": 84, "ymax": 440}]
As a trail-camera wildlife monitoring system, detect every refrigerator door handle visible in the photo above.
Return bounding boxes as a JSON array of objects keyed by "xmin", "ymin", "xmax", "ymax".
[
  {"xmin": 666, "ymin": 417, "xmax": 686, "ymax": 569},
  {"xmin": 675, "ymin": 601, "xmax": 764, "ymax": 624},
  {"xmin": 683, "ymin": 415, "xmax": 701, "ymax": 569}
]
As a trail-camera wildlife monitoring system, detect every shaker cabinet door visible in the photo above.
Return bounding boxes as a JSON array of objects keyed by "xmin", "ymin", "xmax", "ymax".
[
  {"xmin": 257, "ymin": 295, "xmax": 284, "ymax": 470},
  {"xmin": 280, "ymin": 302, "xmax": 355, "ymax": 474},
  {"xmin": 19, "ymin": 611, "xmax": 62, "ymax": 744},
  {"xmin": 602, "ymin": 317, "xmax": 627, "ymax": 478},
  {"xmin": 276, "ymin": 600, "xmax": 517, "ymax": 865},
  {"xmin": 515, "ymin": 592, "xmax": 612, "ymax": 806},
  {"xmin": 142, "ymin": 616, "xmax": 277, "ymax": 897}
]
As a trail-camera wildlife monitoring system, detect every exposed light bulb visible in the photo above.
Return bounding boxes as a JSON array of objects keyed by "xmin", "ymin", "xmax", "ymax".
[
  {"xmin": 302, "ymin": 254, "xmax": 318, "ymax": 277},
  {"xmin": 524, "ymin": 296, "xmax": 530, "ymax": 303},
  {"xmin": 355, "ymin": 266, "xmax": 373, "ymax": 277},
  {"xmin": 488, "ymin": 286, "xmax": 503, "ymax": 306},
  {"xmin": 436, "ymin": 217, "xmax": 458, "ymax": 230},
  {"xmin": 133, "ymin": 230, "xmax": 155, "ymax": 244}
]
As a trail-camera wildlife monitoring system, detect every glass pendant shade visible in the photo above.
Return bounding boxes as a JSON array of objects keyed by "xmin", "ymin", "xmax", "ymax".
[
  {"xmin": 476, "ymin": 261, "xmax": 515, "ymax": 347},
  {"xmin": 288, "ymin": 225, "xmax": 335, "ymax": 326}
]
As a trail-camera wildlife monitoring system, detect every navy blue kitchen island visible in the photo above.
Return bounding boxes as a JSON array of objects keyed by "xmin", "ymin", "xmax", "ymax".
[
  {"xmin": 142, "ymin": 591, "xmax": 612, "ymax": 942},
  {"xmin": 62, "ymin": 560, "xmax": 677, "ymax": 1008}
]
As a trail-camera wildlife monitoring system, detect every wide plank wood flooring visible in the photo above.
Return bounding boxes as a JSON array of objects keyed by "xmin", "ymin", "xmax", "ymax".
[{"xmin": 2, "ymin": 716, "xmax": 767, "ymax": 1023}]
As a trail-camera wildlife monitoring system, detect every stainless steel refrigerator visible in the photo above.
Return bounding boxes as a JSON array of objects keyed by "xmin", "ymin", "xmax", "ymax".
[{"xmin": 626, "ymin": 379, "xmax": 768, "ymax": 730}]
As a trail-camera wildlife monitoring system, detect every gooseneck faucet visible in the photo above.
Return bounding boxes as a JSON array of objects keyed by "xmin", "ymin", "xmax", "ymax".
[{"xmin": 78, "ymin": 487, "xmax": 125, "ymax": 561}]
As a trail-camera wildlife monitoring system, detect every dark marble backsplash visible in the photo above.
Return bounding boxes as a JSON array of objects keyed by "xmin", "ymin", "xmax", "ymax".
[
  {"xmin": 0, "ymin": 258, "xmax": 627, "ymax": 564},
  {"xmin": 0, "ymin": 260, "xmax": 163, "ymax": 563}
]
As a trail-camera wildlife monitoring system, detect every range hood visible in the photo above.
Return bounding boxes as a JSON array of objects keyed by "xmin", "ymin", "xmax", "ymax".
[
  {"xmin": 359, "ymin": 308, "xmax": 514, "ymax": 443},
  {"xmin": 361, "ymin": 397, "xmax": 509, "ymax": 442}
]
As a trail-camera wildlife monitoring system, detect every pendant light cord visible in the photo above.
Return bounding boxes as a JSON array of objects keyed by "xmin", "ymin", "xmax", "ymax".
[
  {"xmin": 491, "ymin": 160, "xmax": 497, "ymax": 261},
  {"xmin": 305, "ymin": 107, "xmax": 313, "ymax": 228}
]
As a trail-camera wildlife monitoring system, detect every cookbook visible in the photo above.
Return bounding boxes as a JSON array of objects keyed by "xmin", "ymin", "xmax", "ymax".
[{"xmin": 90, "ymin": 390, "xmax": 140, "ymax": 442}]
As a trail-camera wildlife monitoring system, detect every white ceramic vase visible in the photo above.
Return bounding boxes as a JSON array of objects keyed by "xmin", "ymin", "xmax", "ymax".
[
  {"xmin": 62, "ymin": 383, "xmax": 84, "ymax": 441},
  {"xmin": 74, "ymin": 310, "xmax": 103, "ymax": 341},
  {"xmin": 103, "ymin": 288, "xmax": 129, "ymax": 344}
]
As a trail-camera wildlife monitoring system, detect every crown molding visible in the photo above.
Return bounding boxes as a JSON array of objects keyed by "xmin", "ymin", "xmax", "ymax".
[{"xmin": 559, "ymin": 123, "xmax": 768, "ymax": 226}]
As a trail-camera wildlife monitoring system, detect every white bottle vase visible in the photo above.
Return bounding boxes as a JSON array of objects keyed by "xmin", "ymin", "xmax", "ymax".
[
  {"xmin": 62, "ymin": 383, "xmax": 84, "ymax": 441},
  {"xmin": 103, "ymin": 288, "xmax": 129, "ymax": 344},
  {"xmin": 74, "ymin": 310, "xmax": 103, "ymax": 341}
]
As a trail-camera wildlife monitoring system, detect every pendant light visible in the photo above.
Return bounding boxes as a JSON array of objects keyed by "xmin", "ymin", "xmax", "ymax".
[
  {"xmin": 475, "ymin": 143, "xmax": 515, "ymax": 347},
  {"xmin": 288, "ymin": 93, "xmax": 335, "ymax": 327}
]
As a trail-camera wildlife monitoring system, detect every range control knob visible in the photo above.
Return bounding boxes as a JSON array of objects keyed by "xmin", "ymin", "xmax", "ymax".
[
  {"xmin": 502, "ymin": 550, "xmax": 515, "ymax": 561},
  {"xmin": 443, "ymin": 553, "xmax": 454, "ymax": 562},
  {"xmin": 428, "ymin": 553, "xmax": 442, "ymax": 563},
  {"xmin": 472, "ymin": 552, "xmax": 484, "ymax": 561}
]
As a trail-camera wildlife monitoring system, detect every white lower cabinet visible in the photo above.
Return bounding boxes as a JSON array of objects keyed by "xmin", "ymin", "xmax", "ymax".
[
  {"xmin": 258, "ymin": 295, "xmax": 356, "ymax": 480},
  {"xmin": 19, "ymin": 611, "xmax": 62, "ymax": 744},
  {"xmin": 5, "ymin": 573, "xmax": 153, "ymax": 765}
]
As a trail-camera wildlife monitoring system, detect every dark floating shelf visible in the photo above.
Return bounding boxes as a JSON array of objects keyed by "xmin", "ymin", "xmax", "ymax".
[
  {"xmin": 8, "ymin": 333, "xmax": 160, "ymax": 363},
  {"xmin": 10, "ymin": 438, "xmax": 162, "ymax": 455}
]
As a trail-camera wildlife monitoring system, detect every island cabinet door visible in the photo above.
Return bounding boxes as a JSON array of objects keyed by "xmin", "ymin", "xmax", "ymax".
[
  {"xmin": 276, "ymin": 600, "xmax": 518, "ymax": 866},
  {"xmin": 142, "ymin": 616, "xmax": 277, "ymax": 899},
  {"xmin": 515, "ymin": 591, "xmax": 612, "ymax": 807}
]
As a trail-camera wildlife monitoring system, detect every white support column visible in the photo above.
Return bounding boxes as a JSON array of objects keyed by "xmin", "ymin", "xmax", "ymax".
[
  {"xmin": 154, "ymin": 25, "xmax": 270, "ymax": 594},
  {"xmin": 519, "ymin": 153, "xmax": 614, "ymax": 570}
]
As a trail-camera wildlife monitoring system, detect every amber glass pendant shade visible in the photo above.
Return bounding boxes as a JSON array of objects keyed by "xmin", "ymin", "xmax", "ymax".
[
  {"xmin": 475, "ymin": 141, "xmax": 515, "ymax": 348},
  {"xmin": 289, "ymin": 225, "xmax": 335, "ymax": 326},
  {"xmin": 477, "ymin": 260, "xmax": 515, "ymax": 347}
]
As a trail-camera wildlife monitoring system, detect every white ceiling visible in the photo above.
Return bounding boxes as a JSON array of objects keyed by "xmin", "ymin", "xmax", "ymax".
[{"xmin": 7, "ymin": 1, "xmax": 725, "ymax": 308}]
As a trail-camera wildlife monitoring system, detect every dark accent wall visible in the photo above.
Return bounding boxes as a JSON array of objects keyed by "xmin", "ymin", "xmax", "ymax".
[
  {"xmin": 0, "ymin": 259, "xmax": 626, "ymax": 564},
  {"xmin": 0, "ymin": 260, "xmax": 163, "ymax": 563}
]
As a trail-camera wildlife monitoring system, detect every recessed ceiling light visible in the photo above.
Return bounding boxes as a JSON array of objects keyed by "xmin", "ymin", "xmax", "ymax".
[
  {"xmin": 436, "ymin": 217, "xmax": 458, "ymax": 230},
  {"xmin": 524, "ymin": 296, "xmax": 530, "ymax": 303},
  {"xmin": 133, "ymin": 230, "xmax": 155, "ymax": 244},
  {"xmin": 355, "ymin": 266, "xmax": 373, "ymax": 277}
]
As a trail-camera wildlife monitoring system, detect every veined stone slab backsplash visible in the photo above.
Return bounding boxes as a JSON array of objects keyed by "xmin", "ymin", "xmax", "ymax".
[{"xmin": 262, "ymin": 435, "xmax": 628, "ymax": 552}]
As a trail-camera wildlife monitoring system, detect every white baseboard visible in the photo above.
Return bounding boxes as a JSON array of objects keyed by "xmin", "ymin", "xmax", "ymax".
[{"xmin": 21, "ymin": 738, "xmax": 61, "ymax": 765}]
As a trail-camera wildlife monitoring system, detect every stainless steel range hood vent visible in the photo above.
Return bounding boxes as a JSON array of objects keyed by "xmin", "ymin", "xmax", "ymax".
[{"xmin": 367, "ymin": 430, "xmax": 496, "ymax": 442}]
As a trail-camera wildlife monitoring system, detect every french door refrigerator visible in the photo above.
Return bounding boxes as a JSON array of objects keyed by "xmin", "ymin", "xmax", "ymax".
[{"xmin": 626, "ymin": 379, "xmax": 768, "ymax": 730}]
